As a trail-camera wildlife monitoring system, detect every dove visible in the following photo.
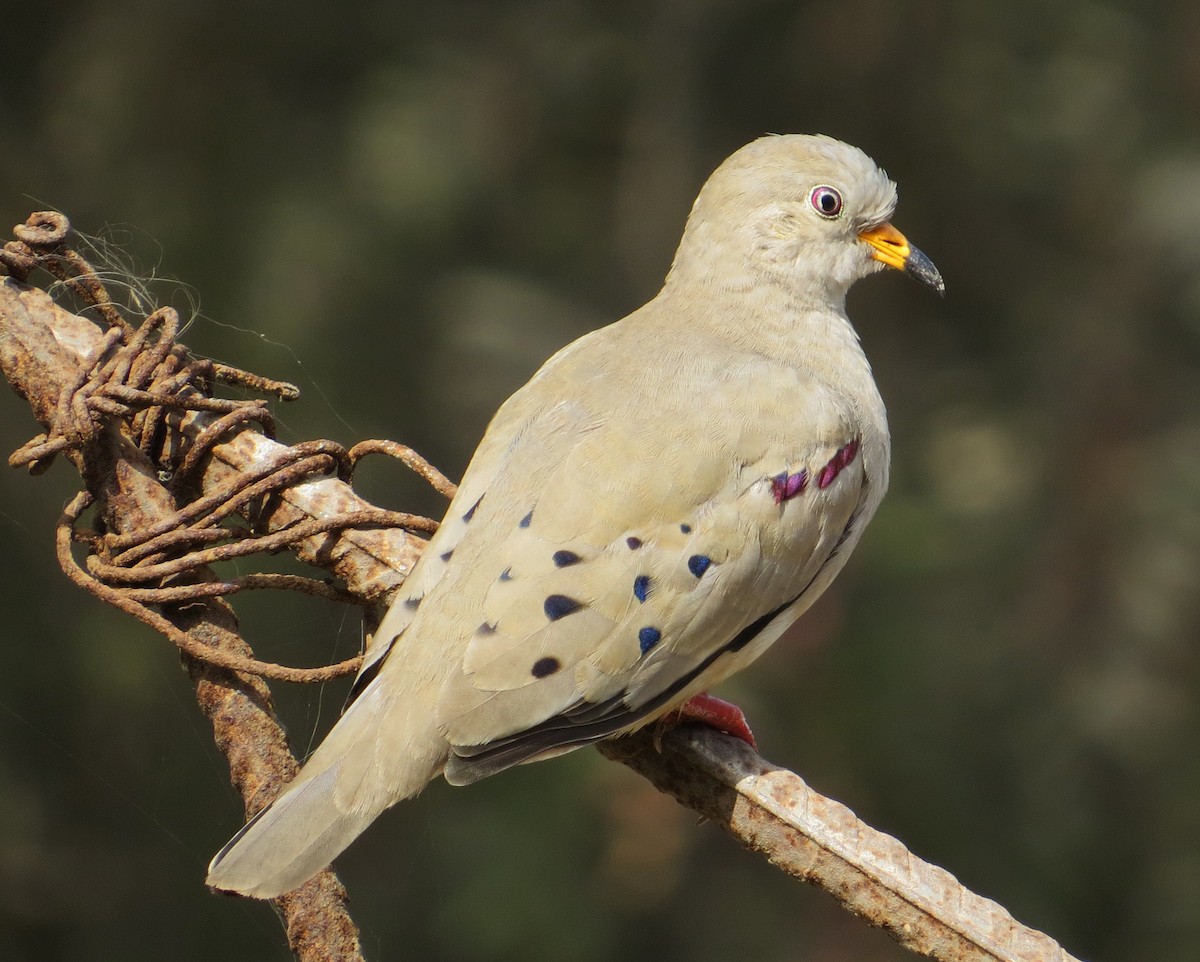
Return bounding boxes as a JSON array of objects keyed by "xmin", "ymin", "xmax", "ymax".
[{"xmin": 206, "ymin": 133, "xmax": 944, "ymax": 898}]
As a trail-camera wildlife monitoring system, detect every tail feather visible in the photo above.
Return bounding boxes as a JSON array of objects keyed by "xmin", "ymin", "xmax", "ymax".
[
  {"xmin": 205, "ymin": 681, "xmax": 447, "ymax": 898},
  {"xmin": 206, "ymin": 766, "xmax": 375, "ymax": 898}
]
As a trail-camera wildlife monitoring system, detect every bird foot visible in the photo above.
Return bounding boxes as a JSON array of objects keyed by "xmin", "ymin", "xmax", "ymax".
[{"xmin": 656, "ymin": 693, "xmax": 757, "ymax": 750}]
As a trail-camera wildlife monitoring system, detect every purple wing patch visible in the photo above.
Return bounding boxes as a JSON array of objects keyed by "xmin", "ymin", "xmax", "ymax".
[
  {"xmin": 771, "ymin": 469, "xmax": 808, "ymax": 504},
  {"xmin": 772, "ymin": 437, "xmax": 861, "ymax": 503},
  {"xmin": 817, "ymin": 438, "xmax": 860, "ymax": 489}
]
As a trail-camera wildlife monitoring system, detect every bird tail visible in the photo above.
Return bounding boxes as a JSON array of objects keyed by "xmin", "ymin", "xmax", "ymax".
[{"xmin": 205, "ymin": 679, "xmax": 447, "ymax": 899}]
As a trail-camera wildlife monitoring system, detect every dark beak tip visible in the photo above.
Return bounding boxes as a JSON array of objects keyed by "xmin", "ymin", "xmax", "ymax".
[{"xmin": 904, "ymin": 246, "xmax": 945, "ymax": 297}]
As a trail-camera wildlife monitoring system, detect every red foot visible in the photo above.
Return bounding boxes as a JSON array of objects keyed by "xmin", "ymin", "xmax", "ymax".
[{"xmin": 659, "ymin": 693, "xmax": 757, "ymax": 749}]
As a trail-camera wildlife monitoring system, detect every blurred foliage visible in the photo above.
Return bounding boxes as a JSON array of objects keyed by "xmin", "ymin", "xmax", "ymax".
[{"xmin": 2, "ymin": 1, "xmax": 1199, "ymax": 960}]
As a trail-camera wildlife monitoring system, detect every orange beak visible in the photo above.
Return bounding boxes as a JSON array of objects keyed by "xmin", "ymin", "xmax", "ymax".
[{"xmin": 858, "ymin": 222, "xmax": 944, "ymax": 295}]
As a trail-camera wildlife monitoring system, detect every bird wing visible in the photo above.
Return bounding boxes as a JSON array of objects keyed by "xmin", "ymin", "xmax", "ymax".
[{"xmin": 356, "ymin": 318, "xmax": 876, "ymax": 784}]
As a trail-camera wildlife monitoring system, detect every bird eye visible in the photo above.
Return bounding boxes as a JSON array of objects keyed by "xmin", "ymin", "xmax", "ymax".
[{"xmin": 809, "ymin": 186, "xmax": 843, "ymax": 218}]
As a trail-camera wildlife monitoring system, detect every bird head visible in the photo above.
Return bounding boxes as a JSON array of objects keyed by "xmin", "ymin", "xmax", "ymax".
[{"xmin": 668, "ymin": 134, "xmax": 944, "ymax": 302}]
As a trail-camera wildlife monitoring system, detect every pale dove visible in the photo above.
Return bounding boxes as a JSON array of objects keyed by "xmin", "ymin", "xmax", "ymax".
[{"xmin": 206, "ymin": 133, "xmax": 944, "ymax": 898}]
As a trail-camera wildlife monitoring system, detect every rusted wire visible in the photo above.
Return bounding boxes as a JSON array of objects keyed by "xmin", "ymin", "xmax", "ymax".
[
  {"xmin": 118, "ymin": 574, "xmax": 357, "ymax": 605},
  {"xmin": 6, "ymin": 309, "xmax": 275, "ymax": 473},
  {"xmin": 348, "ymin": 438, "xmax": 459, "ymax": 499},
  {"xmin": 8, "ymin": 212, "xmax": 132, "ymax": 333},
  {"xmin": 92, "ymin": 510, "xmax": 435, "ymax": 588},
  {"xmin": 168, "ymin": 404, "xmax": 278, "ymax": 493},
  {"xmin": 7, "ymin": 213, "xmax": 449, "ymax": 683},
  {"xmin": 210, "ymin": 361, "xmax": 301, "ymax": 401},
  {"xmin": 57, "ymin": 493, "xmax": 361, "ymax": 683}
]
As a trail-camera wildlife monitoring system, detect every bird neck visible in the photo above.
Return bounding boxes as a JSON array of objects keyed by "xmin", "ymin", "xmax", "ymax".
[
  {"xmin": 659, "ymin": 266, "xmax": 862, "ymax": 368},
  {"xmin": 655, "ymin": 268, "xmax": 887, "ymax": 450}
]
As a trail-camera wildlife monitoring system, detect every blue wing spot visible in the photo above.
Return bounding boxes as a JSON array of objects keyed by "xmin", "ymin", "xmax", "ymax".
[
  {"xmin": 498, "ymin": 567, "xmax": 513, "ymax": 582},
  {"xmin": 688, "ymin": 554, "xmax": 712, "ymax": 578},
  {"xmin": 680, "ymin": 523, "xmax": 692, "ymax": 534},
  {"xmin": 553, "ymin": 549, "xmax": 582, "ymax": 567},
  {"xmin": 477, "ymin": 621, "xmax": 496, "ymax": 636},
  {"xmin": 544, "ymin": 594, "xmax": 585, "ymax": 621},
  {"xmin": 403, "ymin": 595, "xmax": 422, "ymax": 610},
  {"xmin": 626, "ymin": 536, "xmax": 643, "ymax": 550},
  {"xmin": 519, "ymin": 510, "xmax": 533, "ymax": 528},
  {"xmin": 531, "ymin": 656, "xmax": 561, "ymax": 678},
  {"xmin": 638, "ymin": 626, "xmax": 662, "ymax": 654},
  {"xmin": 633, "ymin": 574, "xmax": 651, "ymax": 603},
  {"xmin": 440, "ymin": 549, "xmax": 454, "ymax": 562},
  {"xmin": 462, "ymin": 496, "xmax": 483, "ymax": 522}
]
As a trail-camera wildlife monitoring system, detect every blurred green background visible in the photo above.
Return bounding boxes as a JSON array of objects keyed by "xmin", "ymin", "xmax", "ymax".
[{"xmin": 2, "ymin": 2, "xmax": 1198, "ymax": 960}]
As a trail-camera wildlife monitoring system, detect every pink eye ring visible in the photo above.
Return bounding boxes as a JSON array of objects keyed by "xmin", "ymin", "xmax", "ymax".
[{"xmin": 809, "ymin": 185, "xmax": 843, "ymax": 218}]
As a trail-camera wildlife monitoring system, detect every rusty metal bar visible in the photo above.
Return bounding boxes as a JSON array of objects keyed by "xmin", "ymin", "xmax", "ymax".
[{"xmin": 601, "ymin": 728, "xmax": 1085, "ymax": 962}]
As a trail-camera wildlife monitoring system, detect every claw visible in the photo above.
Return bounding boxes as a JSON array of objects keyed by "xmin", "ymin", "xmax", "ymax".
[{"xmin": 656, "ymin": 693, "xmax": 757, "ymax": 749}]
